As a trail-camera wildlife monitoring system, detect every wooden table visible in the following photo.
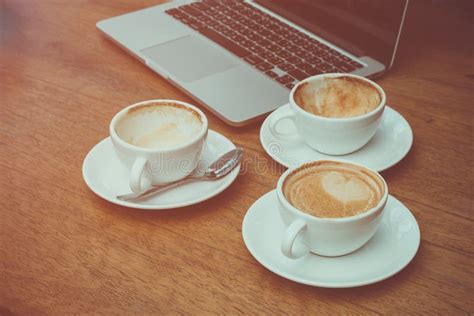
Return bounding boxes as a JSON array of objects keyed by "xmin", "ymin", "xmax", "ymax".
[{"xmin": 1, "ymin": 1, "xmax": 473, "ymax": 314}]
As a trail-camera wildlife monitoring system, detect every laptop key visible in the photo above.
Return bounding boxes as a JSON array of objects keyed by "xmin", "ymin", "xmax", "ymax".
[
  {"xmin": 230, "ymin": 33, "xmax": 243, "ymax": 41},
  {"xmin": 276, "ymin": 75, "xmax": 295, "ymax": 85},
  {"xmin": 260, "ymin": 20, "xmax": 273, "ymax": 27},
  {"xmin": 206, "ymin": 20, "xmax": 220, "ymax": 27},
  {"xmin": 189, "ymin": 21, "xmax": 204, "ymax": 30},
  {"xmin": 165, "ymin": 8, "xmax": 182, "ymax": 16},
  {"xmin": 276, "ymin": 50, "xmax": 292, "ymax": 58},
  {"xmin": 305, "ymin": 67, "xmax": 323, "ymax": 76},
  {"xmin": 295, "ymin": 61, "xmax": 313, "ymax": 71},
  {"xmin": 236, "ymin": 16, "xmax": 250, "ymax": 24},
  {"xmin": 284, "ymin": 44, "xmax": 299, "ymax": 52},
  {"xmin": 240, "ymin": 39, "xmax": 254, "ymax": 48},
  {"xmin": 220, "ymin": 17, "xmax": 233, "ymax": 25},
  {"xmin": 340, "ymin": 55, "xmax": 353, "ymax": 63},
  {"xmin": 246, "ymin": 21, "xmax": 259, "ymax": 29},
  {"xmin": 285, "ymin": 83, "xmax": 295, "ymax": 89},
  {"xmin": 191, "ymin": 2, "xmax": 211, "ymax": 11},
  {"xmin": 214, "ymin": 24, "xmax": 228, "ymax": 32},
  {"xmin": 207, "ymin": 10, "xmax": 220, "ymax": 17},
  {"xmin": 326, "ymin": 55, "xmax": 339, "ymax": 63},
  {"xmin": 293, "ymin": 38, "xmax": 307, "ymax": 46},
  {"xmin": 306, "ymin": 56, "xmax": 323, "ymax": 65},
  {"xmin": 234, "ymin": 24, "xmax": 246, "ymax": 32},
  {"xmin": 294, "ymin": 50, "xmax": 313, "ymax": 59},
  {"xmin": 268, "ymin": 56, "xmax": 284, "ymax": 66},
  {"xmin": 278, "ymin": 63, "xmax": 295, "ymax": 72},
  {"xmin": 244, "ymin": 55, "xmax": 264, "ymax": 65},
  {"xmin": 274, "ymin": 28, "xmax": 289, "ymax": 36},
  {"xmin": 276, "ymin": 39, "xmax": 291, "ymax": 47},
  {"xmin": 202, "ymin": 0, "xmax": 220, "ymax": 4},
  {"xmin": 228, "ymin": 1, "xmax": 241, "ymax": 7},
  {"xmin": 257, "ymin": 39, "xmax": 272, "ymax": 47},
  {"xmin": 318, "ymin": 63, "xmax": 333, "ymax": 71},
  {"xmin": 265, "ymin": 70, "xmax": 279, "ymax": 78},
  {"xmin": 259, "ymin": 51, "xmax": 274, "ymax": 60},
  {"xmin": 247, "ymin": 33, "xmax": 263, "ymax": 42},
  {"xmin": 328, "ymin": 67, "xmax": 342, "ymax": 73},
  {"xmin": 181, "ymin": 5, "xmax": 202, "ymax": 17},
  {"xmin": 256, "ymin": 62, "xmax": 273, "ymax": 71},
  {"xmin": 267, "ymin": 44, "xmax": 282, "ymax": 52},
  {"xmin": 241, "ymin": 29, "xmax": 254, "ymax": 37},
  {"xmin": 199, "ymin": 27, "xmax": 251, "ymax": 58},
  {"xmin": 249, "ymin": 45, "xmax": 265, "ymax": 54},
  {"xmin": 259, "ymin": 29, "xmax": 273, "ymax": 37},
  {"xmin": 267, "ymin": 34, "xmax": 281, "ymax": 42},
  {"xmin": 288, "ymin": 69, "xmax": 308, "ymax": 81},
  {"xmin": 349, "ymin": 60, "xmax": 363, "ymax": 68},
  {"xmin": 180, "ymin": 17, "xmax": 195, "ymax": 26},
  {"xmin": 168, "ymin": 10, "xmax": 188, "ymax": 20},
  {"xmin": 268, "ymin": 24, "xmax": 280, "ymax": 31},
  {"xmin": 196, "ymin": 15, "xmax": 212, "ymax": 22},
  {"xmin": 253, "ymin": 24, "xmax": 265, "ymax": 32},
  {"xmin": 222, "ymin": 29, "xmax": 237, "ymax": 37},
  {"xmin": 335, "ymin": 62, "xmax": 356, "ymax": 72},
  {"xmin": 282, "ymin": 32, "xmax": 296, "ymax": 40},
  {"xmin": 286, "ymin": 56, "xmax": 301, "ymax": 64}
]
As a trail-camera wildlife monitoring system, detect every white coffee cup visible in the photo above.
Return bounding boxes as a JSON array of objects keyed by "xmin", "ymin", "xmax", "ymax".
[
  {"xmin": 277, "ymin": 160, "xmax": 388, "ymax": 258},
  {"xmin": 110, "ymin": 99, "xmax": 208, "ymax": 193},
  {"xmin": 269, "ymin": 73, "xmax": 386, "ymax": 155}
]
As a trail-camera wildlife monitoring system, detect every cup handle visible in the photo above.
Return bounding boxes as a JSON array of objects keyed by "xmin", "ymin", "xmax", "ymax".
[
  {"xmin": 281, "ymin": 219, "xmax": 309, "ymax": 259},
  {"xmin": 268, "ymin": 111, "xmax": 299, "ymax": 141},
  {"xmin": 130, "ymin": 157, "xmax": 152, "ymax": 193}
]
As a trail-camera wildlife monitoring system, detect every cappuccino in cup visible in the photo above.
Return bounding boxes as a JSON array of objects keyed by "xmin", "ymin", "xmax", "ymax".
[
  {"xmin": 277, "ymin": 160, "xmax": 388, "ymax": 258},
  {"xmin": 110, "ymin": 100, "xmax": 208, "ymax": 193},
  {"xmin": 294, "ymin": 76, "xmax": 382, "ymax": 118},
  {"xmin": 283, "ymin": 161, "xmax": 385, "ymax": 218},
  {"xmin": 115, "ymin": 102, "xmax": 204, "ymax": 149},
  {"xmin": 269, "ymin": 73, "xmax": 386, "ymax": 155}
]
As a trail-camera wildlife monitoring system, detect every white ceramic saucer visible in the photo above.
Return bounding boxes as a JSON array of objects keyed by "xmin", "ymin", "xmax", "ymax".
[
  {"xmin": 260, "ymin": 104, "xmax": 413, "ymax": 171},
  {"xmin": 242, "ymin": 190, "xmax": 420, "ymax": 288},
  {"xmin": 82, "ymin": 130, "xmax": 240, "ymax": 210}
]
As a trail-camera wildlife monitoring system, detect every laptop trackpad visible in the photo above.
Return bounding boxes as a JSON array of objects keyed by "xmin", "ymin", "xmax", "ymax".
[{"xmin": 141, "ymin": 35, "xmax": 240, "ymax": 83}]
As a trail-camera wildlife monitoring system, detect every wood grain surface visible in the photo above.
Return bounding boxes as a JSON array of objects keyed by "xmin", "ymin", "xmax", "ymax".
[{"xmin": 1, "ymin": 0, "xmax": 473, "ymax": 314}]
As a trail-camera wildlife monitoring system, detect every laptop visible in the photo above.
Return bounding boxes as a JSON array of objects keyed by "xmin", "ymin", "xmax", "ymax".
[{"xmin": 97, "ymin": 0, "xmax": 409, "ymax": 126}]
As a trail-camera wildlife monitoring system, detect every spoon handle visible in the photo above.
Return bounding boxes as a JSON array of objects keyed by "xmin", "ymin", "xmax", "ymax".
[{"xmin": 117, "ymin": 177, "xmax": 198, "ymax": 202}]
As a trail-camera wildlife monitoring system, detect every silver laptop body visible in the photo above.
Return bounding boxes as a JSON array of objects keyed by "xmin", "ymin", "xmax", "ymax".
[{"xmin": 97, "ymin": 0, "xmax": 409, "ymax": 126}]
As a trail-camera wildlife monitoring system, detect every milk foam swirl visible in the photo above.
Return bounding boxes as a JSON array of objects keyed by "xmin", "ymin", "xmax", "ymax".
[
  {"xmin": 294, "ymin": 76, "xmax": 381, "ymax": 118},
  {"xmin": 115, "ymin": 102, "xmax": 203, "ymax": 149}
]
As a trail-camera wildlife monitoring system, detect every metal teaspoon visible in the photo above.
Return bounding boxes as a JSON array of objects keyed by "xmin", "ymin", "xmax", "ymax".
[{"xmin": 116, "ymin": 148, "xmax": 243, "ymax": 202}]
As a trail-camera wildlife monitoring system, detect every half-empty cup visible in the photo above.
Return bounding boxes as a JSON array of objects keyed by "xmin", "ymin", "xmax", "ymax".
[
  {"xmin": 269, "ymin": 73, "xmax": 386, "ymax": 155},
  {"xmin": 110, "ymin": 99, "xmax": 208, "ymax": 193}
]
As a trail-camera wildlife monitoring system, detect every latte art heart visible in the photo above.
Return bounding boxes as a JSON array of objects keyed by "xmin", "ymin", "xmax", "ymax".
[
  {"xmin": 321, "ymin": 171, "xmax": 374, "ymax": 207},
  {"xmin": 283, "ymin": 161, "xmax": 384, "ymax": 218}
]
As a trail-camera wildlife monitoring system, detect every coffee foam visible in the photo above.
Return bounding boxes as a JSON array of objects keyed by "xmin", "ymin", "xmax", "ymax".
[
  {"xmin": 115, "ymin": 102, "xmax": 203, "ymax": 149},
  {"xmin": 294, "ymin": 76, "xmax": 381, "ymax": 118},
  {"xmin": 283, "ymin": 161, "xmax": 384, "ymax": 218}
]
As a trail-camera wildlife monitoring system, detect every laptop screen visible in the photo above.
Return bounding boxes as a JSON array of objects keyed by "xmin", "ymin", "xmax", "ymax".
[{"xmin": 254, "ymin": 0, "xmax": 408, "ymax": 67}]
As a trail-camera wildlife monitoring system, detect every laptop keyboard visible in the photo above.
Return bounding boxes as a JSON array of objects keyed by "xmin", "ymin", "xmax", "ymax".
[{"xmin": 165, "ymin": 0, "xmax": 363, "ymax": 89}]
